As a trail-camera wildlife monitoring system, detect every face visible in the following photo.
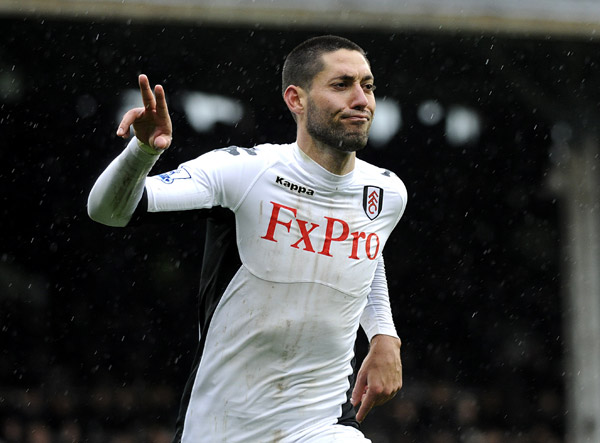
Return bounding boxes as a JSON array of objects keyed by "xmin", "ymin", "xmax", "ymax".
[{"xmin": 305, "ymin": 49, "xmax": 376, "ymax": 153}]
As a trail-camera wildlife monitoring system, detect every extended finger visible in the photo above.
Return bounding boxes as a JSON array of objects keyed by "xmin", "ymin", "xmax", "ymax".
[
  {"xmin": 116, "ymin": 107, "xmax": 144, "ymax": 137},
  {"xmin": 138, "ymin": 74, "xmax": 156, "ymax": 111},
  {"xmin": 356, "ymin": 394, "xmax": 375, "ymax": 422},
  {"xmin": 351, "ymin": 372, "xmax": 367, "ymax": 406},
  {"xmin": 154, "ymin": 84, "xmax": 169, "ymax": 119},
  {"xmin": 355, "ymin": 390, "xmax": 375, "ymax": 422}
]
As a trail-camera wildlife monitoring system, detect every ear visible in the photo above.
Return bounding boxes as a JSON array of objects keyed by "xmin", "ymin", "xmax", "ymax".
[{"xmin": 283, "ymin": 85, "xmax": 306, "ymax": 118}]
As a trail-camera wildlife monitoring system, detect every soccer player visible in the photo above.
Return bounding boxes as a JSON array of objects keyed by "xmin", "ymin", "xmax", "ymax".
[{"xmin": 88, "ymin": 35, "xmax": 407, "ymax": 442}]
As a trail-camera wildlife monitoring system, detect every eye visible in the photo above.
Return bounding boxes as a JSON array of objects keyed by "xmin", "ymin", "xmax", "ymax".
[{"xmin": 363, "ymin": 83, "xmax": 376, "ymax": 92}]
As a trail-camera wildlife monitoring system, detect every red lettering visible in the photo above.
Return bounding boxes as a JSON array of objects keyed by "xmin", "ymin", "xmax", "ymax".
[
  {"xmin": 365, "ymin": 233, "xmax": 380, "ymax": 259},
  {"xmin": 349, "ymin": 231, "xmax": 366, "ymax": 260},
  {"xmin": 261, "ymin": 202, "xmax": 381, "ymax": 261},
  {"xmin": 290, "ymin": 219, "xmax": 320, "ymax": 252},
  {"xmin": 261, "ymin": 201, "xmax": 297, "ymax": 242},
  {"xmin": 318, "ymin": 217, "xmax": 349, "ymax": 257}
]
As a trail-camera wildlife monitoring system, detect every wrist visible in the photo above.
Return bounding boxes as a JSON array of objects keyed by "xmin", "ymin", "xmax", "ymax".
[
  {"xmin": 371, "ymin": 334, "xmax": 401, "ymax": 349},
  {"xmin": 136, "ymin": 138, "xmax": 162, "ymax": 155}
]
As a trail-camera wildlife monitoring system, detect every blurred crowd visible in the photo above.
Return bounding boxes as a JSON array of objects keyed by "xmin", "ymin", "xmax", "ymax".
[
  {"xmin": 0, "ymin": 344, "xmax": 565, "ymax": 443},
  {"xmin": 0, "ymin": 377, "xmax": 564, "ymax": 443}
]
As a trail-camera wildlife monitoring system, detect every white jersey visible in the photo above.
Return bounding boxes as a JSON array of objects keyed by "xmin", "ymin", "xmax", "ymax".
[{"xmin": 143, "ymin": 142, "xmax": 407, "ymax": 442}]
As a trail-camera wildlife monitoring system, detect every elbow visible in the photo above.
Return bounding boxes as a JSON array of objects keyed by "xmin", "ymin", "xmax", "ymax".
[
  {"xmin": 87, "ymin": 201, "xmax": 129, "ymax": 228},
  {"xmin": 89, "ymin": 213, "xmax": 128, "ymax": 228}
]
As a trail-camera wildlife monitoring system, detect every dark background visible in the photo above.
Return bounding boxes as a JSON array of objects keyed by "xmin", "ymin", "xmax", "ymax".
[{"xmin": 0, "ymin": 14, "xmax": 587, "ymax": 442}]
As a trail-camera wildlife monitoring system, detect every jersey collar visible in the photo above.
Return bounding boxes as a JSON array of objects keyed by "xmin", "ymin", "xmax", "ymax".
[{"xmin": 292, "ymin": 142, "xmax": 355, "ymax": 190}]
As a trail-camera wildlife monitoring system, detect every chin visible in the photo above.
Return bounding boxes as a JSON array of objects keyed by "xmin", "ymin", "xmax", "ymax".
[{"xmin": 335, "ymin": 138, "xmax": 368, "ymax": 153}]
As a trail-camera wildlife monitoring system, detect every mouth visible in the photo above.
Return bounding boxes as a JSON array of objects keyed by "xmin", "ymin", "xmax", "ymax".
[{"xmin": 342, "ymin": 113, "xmax": 371, "ymax": 123}]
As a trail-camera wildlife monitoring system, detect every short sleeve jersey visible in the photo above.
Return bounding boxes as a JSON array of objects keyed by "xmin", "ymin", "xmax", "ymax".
[{"xmin": 145, "ymin": 142, "xmax": 407, "ymax": 442}]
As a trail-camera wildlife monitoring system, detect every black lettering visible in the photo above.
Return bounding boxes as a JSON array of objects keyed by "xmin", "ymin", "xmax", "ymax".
[{"xmin": 274, "ymin": 176, "xmax": 315, "ymax": 196}]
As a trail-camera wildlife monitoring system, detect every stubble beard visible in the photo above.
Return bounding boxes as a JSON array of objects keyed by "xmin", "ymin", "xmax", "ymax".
[{"xmin": 306, "ymin": 99, "xmax": 371, "ymax": 153}]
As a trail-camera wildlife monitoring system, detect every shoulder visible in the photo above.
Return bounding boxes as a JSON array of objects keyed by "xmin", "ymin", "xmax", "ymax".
[
  {"xmin": 355, "ymin": 158, "xmax": 408, "ymax": 221},
  {"xmin": 189, "ymin": 142, "xmax": 293, "ymax": 166},
  {"xmin": 181, "ymin": 142, "xmax": 294, "ymax": 173},
  {"xmin": 355, "ymin": 158, "xmax": 407, "ymax": 198},
  {"xmin": 251, "ymin": 142, "xmax": 296, "ymax": 164},
  {"xmin": 210, "ymin": 142, "xmax": 293, "ymax": 158}
]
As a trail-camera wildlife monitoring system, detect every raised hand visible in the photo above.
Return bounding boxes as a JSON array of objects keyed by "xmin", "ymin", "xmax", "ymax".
[{"xmin": 116, "ymin": 74, "xmax": 173, "ymax": 151}]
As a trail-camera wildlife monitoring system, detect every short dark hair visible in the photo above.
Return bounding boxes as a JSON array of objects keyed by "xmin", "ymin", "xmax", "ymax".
[{"xmin": 282, "ymin": 35, "xmax": 368, "ymax": 95}]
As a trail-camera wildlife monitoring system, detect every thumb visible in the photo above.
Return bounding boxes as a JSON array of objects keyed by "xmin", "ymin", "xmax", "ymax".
[{"xmin": 152, "ymin": 134, "xmax": 171, "ymax": 151}]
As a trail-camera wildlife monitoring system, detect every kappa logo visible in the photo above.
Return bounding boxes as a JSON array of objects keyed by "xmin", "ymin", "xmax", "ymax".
[
  {"xmin": 275, "ymin": 176, "xmax": 315, "ymax": 196},
  {"xmin": 157, "ymin": 167, "xmax": 192, "ymax": 184},
  {"xmin": 363, "ymin": 186, "xmax": 384, "ymax": 220}
]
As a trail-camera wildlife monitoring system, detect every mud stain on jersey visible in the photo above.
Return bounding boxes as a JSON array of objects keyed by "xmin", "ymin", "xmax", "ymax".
[{"xmin": 272, "ymin": 430, "xmax": 284, "ymax": 442}]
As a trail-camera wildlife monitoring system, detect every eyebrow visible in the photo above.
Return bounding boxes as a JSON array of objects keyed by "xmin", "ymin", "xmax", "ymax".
[{"xmin": 331, "ymin": 74, "xmax": 375, "ymax": 83}]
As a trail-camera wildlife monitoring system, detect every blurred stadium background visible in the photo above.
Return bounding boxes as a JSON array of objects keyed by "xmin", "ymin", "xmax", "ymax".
[{"xmin": 1, "ymin": 0, "xmax": 600, "ymax": 442}]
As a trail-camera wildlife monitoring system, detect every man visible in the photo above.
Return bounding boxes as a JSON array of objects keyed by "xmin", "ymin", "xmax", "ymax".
[{"xmin": 88, "ymin": 35, "xmax": 407, "ymax": 442}]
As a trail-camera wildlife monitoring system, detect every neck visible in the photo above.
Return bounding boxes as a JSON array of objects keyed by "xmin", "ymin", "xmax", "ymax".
[{"xmin": 297, "ymin": 131, "xmax": 356, "ymax": 175}]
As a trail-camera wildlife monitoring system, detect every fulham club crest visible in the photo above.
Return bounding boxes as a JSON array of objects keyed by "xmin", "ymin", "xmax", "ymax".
[{"xmin": 363, "ymin": 186, "xmax": 384, "ymax": 220}]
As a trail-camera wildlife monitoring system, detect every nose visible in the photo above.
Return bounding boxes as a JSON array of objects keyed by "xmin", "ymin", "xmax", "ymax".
[{"xmin": 350, "ymin": 83, "xmax": 369, "ymax": 109}]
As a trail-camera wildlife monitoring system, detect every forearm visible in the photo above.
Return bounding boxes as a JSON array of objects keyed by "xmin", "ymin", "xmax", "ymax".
[
  {"xmin": 361, "ymin": 255, "xmax": 398, "ymax": 341},
  {"xmin": 87, "ymin": 137, "xmax": 161, "ymax": 227},
  {"xmin": 353, "ymin": 319, "xmax": 403, "ymax": 422}
]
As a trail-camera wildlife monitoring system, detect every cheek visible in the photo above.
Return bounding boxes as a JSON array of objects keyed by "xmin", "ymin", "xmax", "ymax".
[
  {"xmin": 322, "ymin": 97, "xmax": 341, "ymax": 111},
  {"xmin": 319, "ymin": 102, "xmax": 340, "ymax": 119},
  {"xmin": 314, "ymin": 92, "xmax": 344, "ymax": 110},
  {"xmin": 369, "ymin": 98, "xmax": 376, "ymax": 113}
]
